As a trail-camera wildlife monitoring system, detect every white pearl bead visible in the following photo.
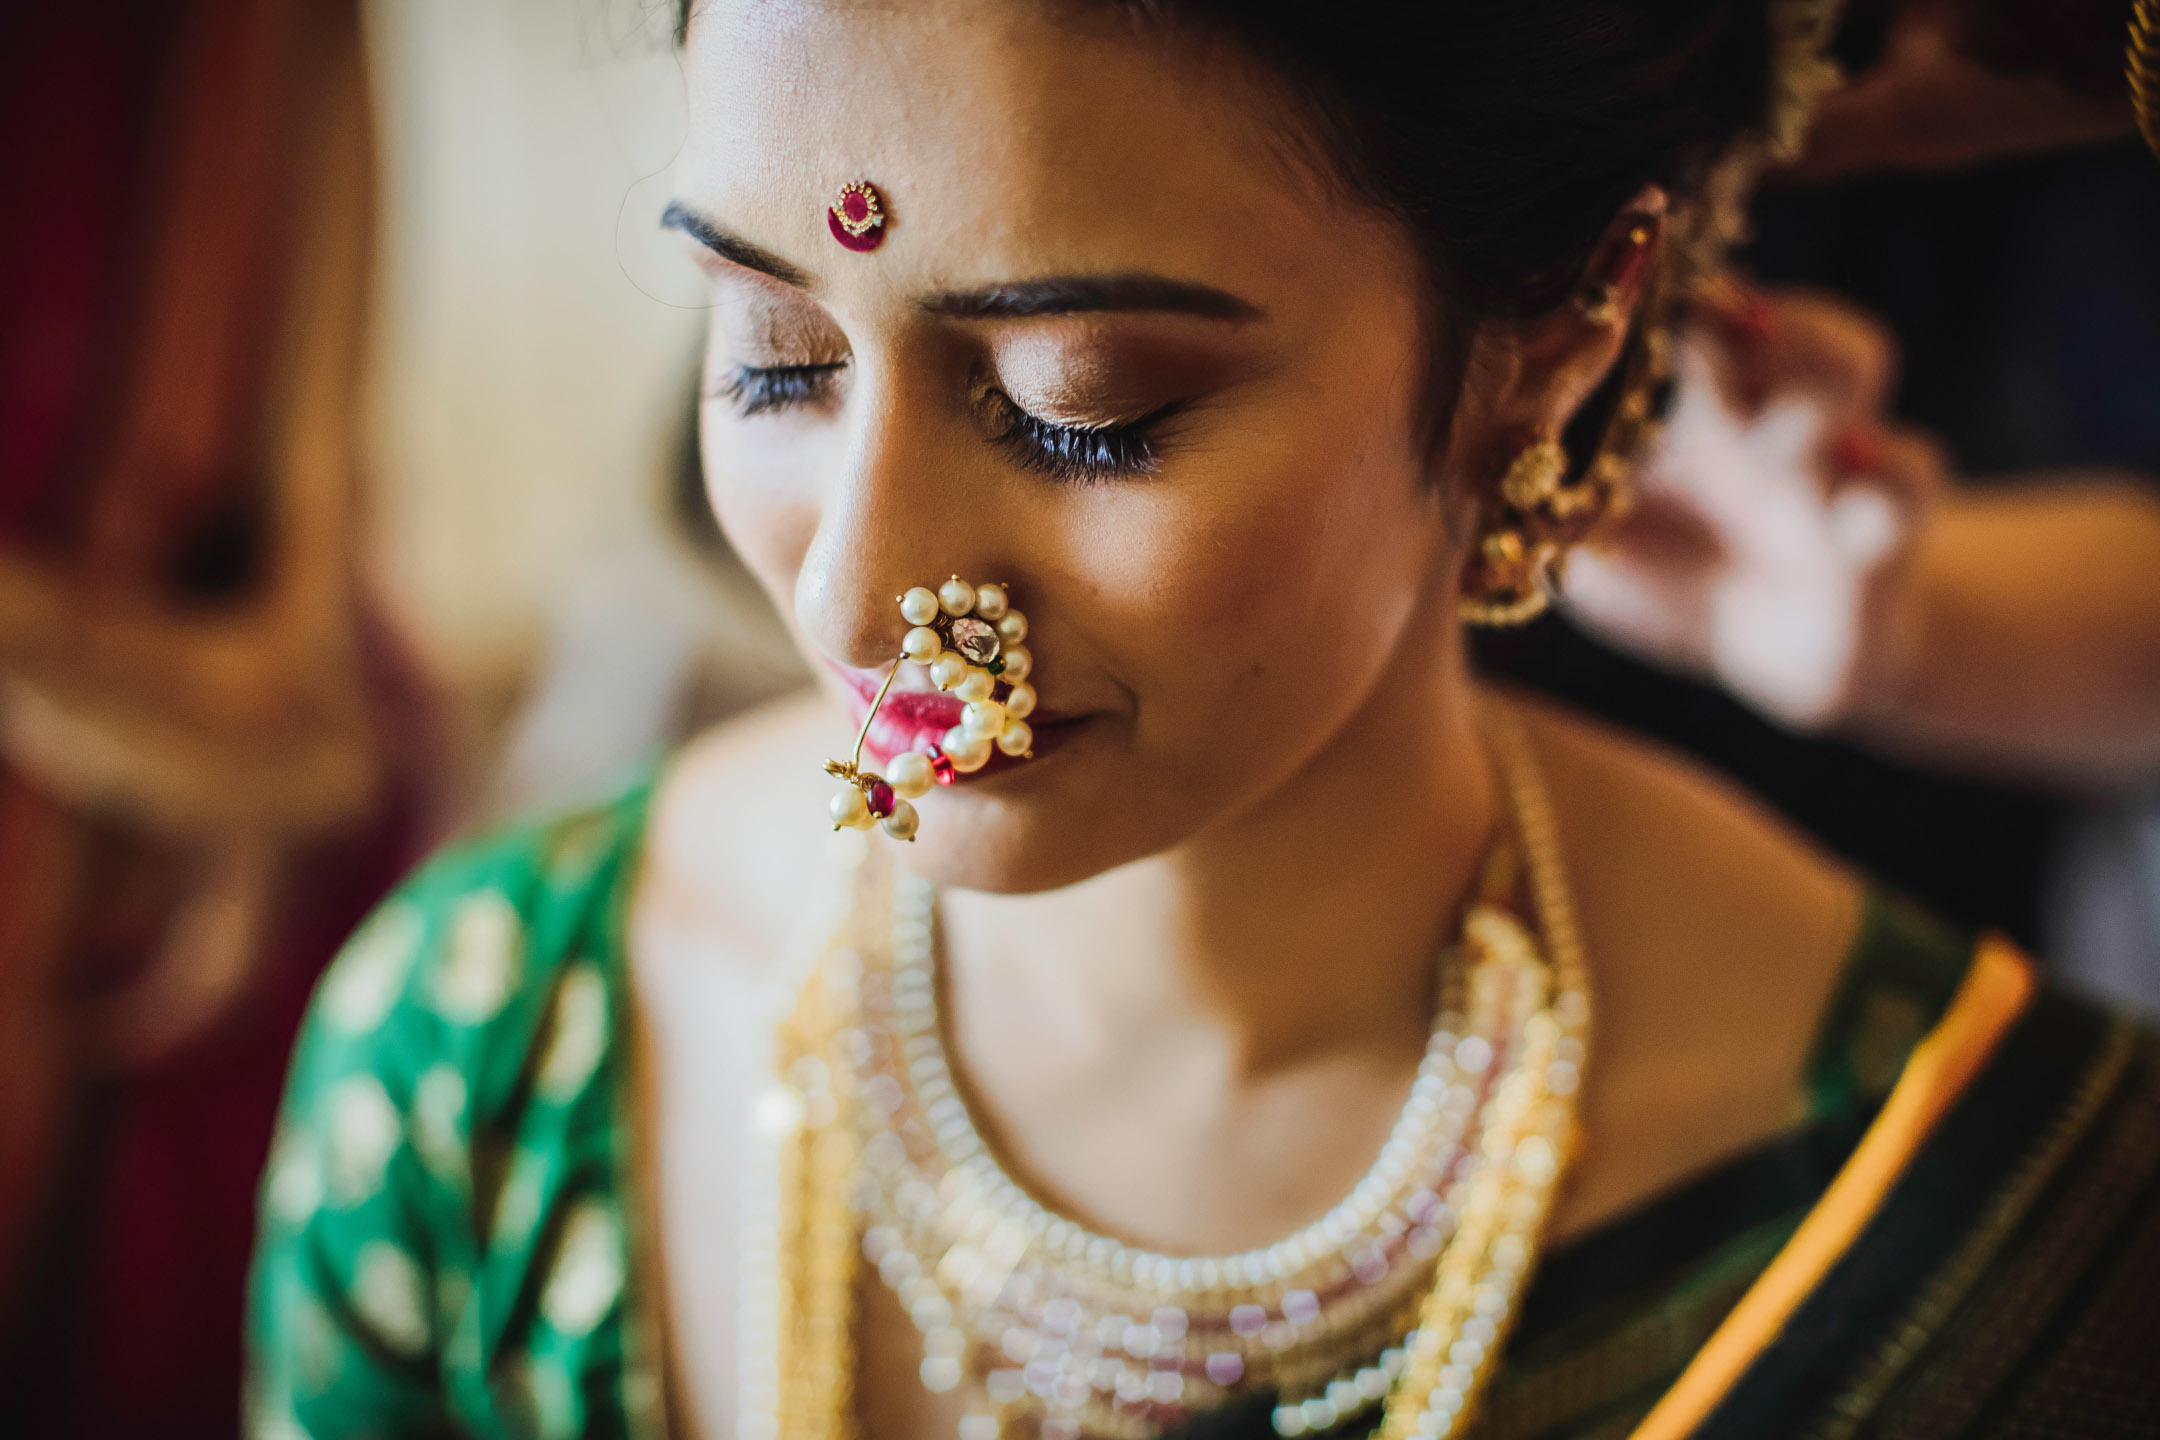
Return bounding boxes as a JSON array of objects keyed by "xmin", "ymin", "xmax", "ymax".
[
  {"xmin": 1003, "ymin": 681, "xmax": 1036, "ymax": 719},
  {"xmin": 829, "ymin": 788, "xmax": 870, "ymax": 828},
  {"xmin": 973, "ymin": 584, "xmax": 1008, "ymax": 621},
  {"xmin": 881, "ymin": 799, "xmax": 920, "ymax": 840},
  {"xmin": 928, "ymin": 653, "xmax": 968, "ymax": 691},
  {"xmin": 887, "ymin": 752, "xmax": 935, "ymax": 799},
  {"xmin": 938, "ymin": 577, "xmax": 975, "ymax": 616},
  {"xmin": 941, "ymin": 727, "xmax": 992, "ymax": 772},
  {"xmin": 962, "ymin": 699, "xmax": 1006, "ymax": 739},
  {"xmin": 900, "ymin": 587, "xmax": 941, "ymax": 627},
  {"xmin": 995, "ymin": 611, "xmax": 1028, "ymax": 644},
  {"xmin": 954, "ymin": 668, "xmax": 994, "ymax": 704},
  {"xmin": 901, "ymin": 627, "xmax": 942, "ymax": 664},
  {"xmin": 997, "ymin": 718, "xmax": 1033, "ymax": 756},
  {"xmin": 999, "ymin": 644, "xmax": 1032, "ymax": 683}
]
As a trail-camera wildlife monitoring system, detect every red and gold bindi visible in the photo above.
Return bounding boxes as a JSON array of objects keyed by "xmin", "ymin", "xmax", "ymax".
[{"xmin": 827, "ymin": 180, "xmax": 888, "ymax": 252}]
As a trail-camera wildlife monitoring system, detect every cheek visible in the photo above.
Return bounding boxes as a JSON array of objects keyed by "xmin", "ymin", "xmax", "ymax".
[
  {"xmin": 699, "ymin": 400, "xmax": 833, "ymax": 611},
  {"xmin": 1073, "ymin": 407, "xmax": 1447, "ymax": 762},
  {"xmin": 1127, "ymin": 321, "xmax": 1446, "ymax": 720}
]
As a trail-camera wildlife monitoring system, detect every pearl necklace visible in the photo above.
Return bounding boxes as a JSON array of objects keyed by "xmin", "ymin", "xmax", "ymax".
[
  {"xmin": 744, "ymin": 701, "xmax": 1589, "ymax": 1440},
  {"xmin": 860, "ymin": 868, "xmax": 1563, "ymax": 1439}
]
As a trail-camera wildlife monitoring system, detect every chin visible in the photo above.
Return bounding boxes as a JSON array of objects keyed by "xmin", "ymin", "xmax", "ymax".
[{"xmin": 883, "ymin": 723, "xmax": 1185, "ymax": 894}]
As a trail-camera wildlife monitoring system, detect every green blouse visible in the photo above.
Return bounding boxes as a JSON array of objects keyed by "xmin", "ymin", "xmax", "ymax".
[{"xmin": 244, "ymin": 776, "xmax": 1975, "ymax": 1440}]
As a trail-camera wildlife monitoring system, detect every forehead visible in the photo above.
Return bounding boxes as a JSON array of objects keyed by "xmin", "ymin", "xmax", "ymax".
[{"xmin": 677, "ymin": 0, "xmax": 1404, "ymax": 306}]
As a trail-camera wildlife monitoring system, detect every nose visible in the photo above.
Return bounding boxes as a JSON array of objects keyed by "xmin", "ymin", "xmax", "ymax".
[{"xmin": 794, "ymin": 383, "xmax": 998, "ymax": 670}]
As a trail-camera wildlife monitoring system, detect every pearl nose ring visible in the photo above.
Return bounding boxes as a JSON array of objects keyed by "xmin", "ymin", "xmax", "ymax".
[{"xmin": 824, "ymin": 577, "xmax": 1037, "ymax": 839}]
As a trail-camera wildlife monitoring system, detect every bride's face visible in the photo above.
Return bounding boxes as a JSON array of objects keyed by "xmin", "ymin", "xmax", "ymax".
[{"xmin": 677, "ymin": 0, "xmax": 1479, "ymax": 892}]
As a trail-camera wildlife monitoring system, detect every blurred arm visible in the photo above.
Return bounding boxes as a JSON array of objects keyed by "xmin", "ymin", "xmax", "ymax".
[
  {"xmin": 1856, "ymin": 478, "xmax": 2160, "ymax": 782},
  {"xmin": 1785, "ymin": 0, "xmax": 2138, "ymax": 183}
]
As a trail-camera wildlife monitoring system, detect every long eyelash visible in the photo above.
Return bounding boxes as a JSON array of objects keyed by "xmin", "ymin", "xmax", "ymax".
[
  {"xmin": 988, "ymin": 392, "xmax": 1172, "ymax": 484},
  {"xmin": 713, "ymin": 363, "xmax": 844, "ymax": 417}
]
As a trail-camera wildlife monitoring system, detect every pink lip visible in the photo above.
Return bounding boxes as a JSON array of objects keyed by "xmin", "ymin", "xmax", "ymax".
[{"xmin": 826, "ymin": 660, "xmax": 1080, "ymax": 777}]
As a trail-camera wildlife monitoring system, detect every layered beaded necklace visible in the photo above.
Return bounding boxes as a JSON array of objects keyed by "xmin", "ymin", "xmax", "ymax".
[{"xmin": 741, "ymin": 704, "xmax": 1589, "ymax": 1440}]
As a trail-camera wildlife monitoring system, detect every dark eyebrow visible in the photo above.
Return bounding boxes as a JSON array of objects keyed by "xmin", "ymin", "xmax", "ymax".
[
  {"xmin": 661, "ymin": 200, "xmax": 813, "ymax": 289},
  {"xmin": 924, "ymin": 275, "xmax": 1261, "ymax": 322},
  {"xmin": 660, "ymin": 201, "xmax": 1257, "ymax": 322}
]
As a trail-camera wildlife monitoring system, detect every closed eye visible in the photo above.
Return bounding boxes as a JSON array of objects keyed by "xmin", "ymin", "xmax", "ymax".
[
  {"xmin": 986, "ymin": 391, "xmax": 1176, "ymax": 484},
  {"xmin": 714, "ymin": 361, "xmax": 1176, "ymax": 484},
  {"xmin": 712, "ymin": 362, "xmax": 845, "ymax": 417}
]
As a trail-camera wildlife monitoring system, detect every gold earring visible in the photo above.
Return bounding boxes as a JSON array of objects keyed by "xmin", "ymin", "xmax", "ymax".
[
  {"xmin": 1498, "ymin": 438, "xmax": 1568, "ymax": 511},
  {"xmin": 1460, "ymin": 439, "xmax": 1568, "ymax": 626},
  {"xmin": 1459, "ymin": 525, "xmax": 1559, "ymax": 626},
  {"xmin": 824, "ymin": 576, "xmax": 1038, "ymax": 839},
  {"xmin": 1468, "ymin": 236, "xmax": 1669, "ymax": 628}
]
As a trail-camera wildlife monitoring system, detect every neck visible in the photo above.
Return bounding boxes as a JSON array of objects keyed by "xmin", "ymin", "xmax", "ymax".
[{"xmin": 939, "ymin": 629, "xmax": 1498, "ymax": 1077}]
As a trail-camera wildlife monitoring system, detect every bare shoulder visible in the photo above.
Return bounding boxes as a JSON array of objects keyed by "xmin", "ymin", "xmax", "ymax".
[
  {"xmin": 1504, "ymin": 690, "xmax": 1866, "ymax": 1233},
  {"xmin": 638, "ymin": 686, "xmax": 857, "ymax": 963},
  {"xmin": 1507, "ymin": 689, "xmax": 1861, "ymax": 976}
]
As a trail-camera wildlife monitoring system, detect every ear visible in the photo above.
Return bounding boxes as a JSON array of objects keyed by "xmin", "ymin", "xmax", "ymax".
[{"xmin": 1449, "ymin": 187, "xmax": 1670, "ymax": 486}]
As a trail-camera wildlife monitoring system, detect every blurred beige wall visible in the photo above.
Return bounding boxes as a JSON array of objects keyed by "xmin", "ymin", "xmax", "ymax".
[{"xmin": 359, "ymin": 0, "xmax": 797, "ymax": 818}]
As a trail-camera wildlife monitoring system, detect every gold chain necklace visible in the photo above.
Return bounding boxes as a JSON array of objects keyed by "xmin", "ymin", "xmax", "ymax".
[{"xmin": 743, "ymin": 700, "xmax": 1589, "ymax": 1440}]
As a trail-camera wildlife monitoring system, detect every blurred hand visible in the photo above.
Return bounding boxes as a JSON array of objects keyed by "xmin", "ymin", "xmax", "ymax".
[
  {"xmin": 1785, "ymin": 0, "xmax": 2135, "ymax": 183},
  {"xmin": 1563, "ymin": 281, "xmax": 1947, "ymax": 728}
]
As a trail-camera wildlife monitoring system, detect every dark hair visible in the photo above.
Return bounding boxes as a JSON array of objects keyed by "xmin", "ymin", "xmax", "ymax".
[{"xmin": 1148, "ymin": 5, "xmax": 1769, "ymax": 321}]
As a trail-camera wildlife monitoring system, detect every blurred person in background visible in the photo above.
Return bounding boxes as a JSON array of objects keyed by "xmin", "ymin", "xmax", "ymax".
[
  {"xmin": 1489, "ymin": 0, "xmax": 2160, "ymax": 1012},
  {"xmin": 246, "ymin": 2, "xmax": 2160, "ymax": 1438}
]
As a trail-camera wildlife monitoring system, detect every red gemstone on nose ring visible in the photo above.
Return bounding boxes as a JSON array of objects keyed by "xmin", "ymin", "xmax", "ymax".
[
  {"xmin": 929, "ymin": 750, "xmax": 956, "ymax": 786},
  {"xmin": 828, "ymin": 180, "xmax": 887, "ymax": 252}
]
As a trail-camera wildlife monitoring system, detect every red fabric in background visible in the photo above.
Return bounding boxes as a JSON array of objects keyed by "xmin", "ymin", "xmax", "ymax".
[
  {"xmin": 83, "ymin": 826, "xmax": 424, "ymax": 1435},
  {"xmin": 8, "ymin": 623, "xmax": 435, "ymax": 1440},
  {"xmin": 71, "ymin": 808, "xmax": 415, "ymax": 1437},
  {"xmin": 0, "ymin": 3, "xmax": 170, "ymax": 547}
]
